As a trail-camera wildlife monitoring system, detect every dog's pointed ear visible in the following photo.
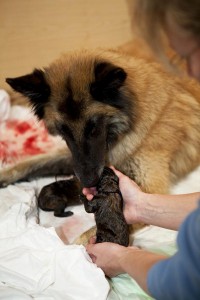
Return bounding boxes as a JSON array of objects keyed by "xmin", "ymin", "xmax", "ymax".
[
  {"xmin": 90, "ymin": 62, "xmax": 127, "ymax": 105},
  {"xmin": 6, "ymin": 69, "xmax": 50, "ymax": 101},
  {"xmin": 6, "ymin": 69, "xmax": 50, "ymax": 119}
]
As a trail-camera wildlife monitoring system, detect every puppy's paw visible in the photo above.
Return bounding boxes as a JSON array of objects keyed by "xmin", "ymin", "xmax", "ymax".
[
  {"xmin": 54, "ymin": 210, "xmax": 74, "ymax": 218},
  {"xmin": 80, "ymin": 194, "xmax": 98, "ymax": 213}
]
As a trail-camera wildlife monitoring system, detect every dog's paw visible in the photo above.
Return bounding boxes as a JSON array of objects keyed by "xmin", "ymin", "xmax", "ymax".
[
  {"xmin": 54, "ymin": 210, "xmax": 74, "ymax": 218},
  {"xmin": 0, "ymin": 169, "xmax": 18, "ymax": 187},
  {"xmin": 0, "ymin": 180, "xmax": 8, "ymax": 188}
]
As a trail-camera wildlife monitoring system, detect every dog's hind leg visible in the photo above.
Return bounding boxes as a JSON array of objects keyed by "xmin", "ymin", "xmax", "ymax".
[{"xmin": 0, "ymin": 147, "xmax": 74, "ymax": 187}]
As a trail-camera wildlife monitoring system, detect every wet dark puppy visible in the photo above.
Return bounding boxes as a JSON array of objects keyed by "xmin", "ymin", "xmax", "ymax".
[
  {"xmin": 38, "ymin": 178, "xmax": 81, "ymax": 217},
  {"xmin": 81, "ymin": 167, "xmax": 129, "ymax": 246}
]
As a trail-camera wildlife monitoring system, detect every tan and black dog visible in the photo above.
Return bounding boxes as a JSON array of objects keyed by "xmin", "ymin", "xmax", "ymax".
[{"xmin": 1, "ymin": 48, "xmax": 200, "ymax": 223}]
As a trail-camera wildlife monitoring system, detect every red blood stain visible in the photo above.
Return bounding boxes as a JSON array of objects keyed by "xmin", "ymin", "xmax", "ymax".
[
  {"xmin": 6, "ymin": 120, "xmax": 32, "ymax": 134},
  {"xmin": 0, "ymin": 141, "xmax": 18, "ymax": 164},
  {"xmin": 23, "ymin": 135, "xmax": 44, "ymax": 155},
  {"xmin": 1, "ymin": 119, "xmax": 55, "ymax": 164},
  {"xmin": 15, "ymin": 121, "xmax": 32, "ymax": 134}
]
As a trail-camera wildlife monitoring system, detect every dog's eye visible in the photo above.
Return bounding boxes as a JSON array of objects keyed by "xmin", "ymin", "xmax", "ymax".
[
  {"xmin": 84, "ymin": 119, "xmax": 99, "ymax": 138},
  {"xmin": 56, "ymin": 123, "xmax": 74, "ymax": 141}
]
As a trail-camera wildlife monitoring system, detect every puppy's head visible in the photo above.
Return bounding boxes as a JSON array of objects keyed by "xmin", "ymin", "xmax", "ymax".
[{"xmin": 6, "ymin": 50, "xmax": 135, "ymax": 187}]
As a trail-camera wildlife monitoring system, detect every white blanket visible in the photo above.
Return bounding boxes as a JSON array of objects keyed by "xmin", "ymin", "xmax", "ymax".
[{"xmin": 0, "ymin": 182, "xmax": 110, "ymax": 300}]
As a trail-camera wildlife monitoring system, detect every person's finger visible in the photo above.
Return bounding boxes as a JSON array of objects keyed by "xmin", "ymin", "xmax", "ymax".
[
  {"xmin": 86, "ymin": 243, "xmax": 95, "ymax": 256},
  {"xmin": 128, "ymin": 245, "xmax": 141, "ymax": 250},
  {"xmin": 89, "ymin": 236, "xmax": 96, "ymax": 244},
  {"xmin": 86, "ymin": 244, "xmax": 97, "ymax": 263},
  {"xmin": 89, "ymin": 253, "xmax": 97, "ymax": 263},
  {"xmin": 109, "ymin": 165, "xmax": 124, "ymax": 178}
]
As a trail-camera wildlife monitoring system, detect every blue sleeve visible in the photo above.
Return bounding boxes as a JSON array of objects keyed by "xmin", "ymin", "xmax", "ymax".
[{"xmin": 147, "ymin": 201, "xmax": 200, "ymax": 300}]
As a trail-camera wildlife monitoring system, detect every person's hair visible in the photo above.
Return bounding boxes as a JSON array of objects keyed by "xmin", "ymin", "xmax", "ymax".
[{"xmin": 127, "ymin": 0, "xmax": 200, "ymax": 65}]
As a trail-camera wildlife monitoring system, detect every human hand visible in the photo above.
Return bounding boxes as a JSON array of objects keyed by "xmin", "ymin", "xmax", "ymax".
[
  {"xmin": 82, "ymin": 166, "xmax": 144, "ymax": 224},
  {"xmin": 86, "ymin": 237, "xmax": 167, "ymax": 294},
  {"xmin": 86, "ymin": 238, "xmax": 138, "ymax": 277},
  {"xmin": 110, "ymin": 166, "xmax": 144, "ymax": 223}
]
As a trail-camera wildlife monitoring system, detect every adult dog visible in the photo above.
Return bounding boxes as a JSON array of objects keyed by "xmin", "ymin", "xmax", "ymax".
[{"xmin": 1, "ymin": 47, "xmax": 200, "ymax": 214}]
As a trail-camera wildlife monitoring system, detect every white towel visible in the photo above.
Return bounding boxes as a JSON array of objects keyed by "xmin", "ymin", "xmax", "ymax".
[
  {"xmin": 0, "ymin": 90, "xmax": 10, "ymax": 122},
  {"xmin": 0, "ymin": 184, "xmax": 110, "ymax": 300}
]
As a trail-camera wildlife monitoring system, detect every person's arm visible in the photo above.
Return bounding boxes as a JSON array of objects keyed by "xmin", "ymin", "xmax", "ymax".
[
  {"xmin": 137, "ymin": 191, "xmax": 199, "ymax": 230},
  {"xmin": 147, "ymin": 201, "xmax": 200, "ymax": 300}
]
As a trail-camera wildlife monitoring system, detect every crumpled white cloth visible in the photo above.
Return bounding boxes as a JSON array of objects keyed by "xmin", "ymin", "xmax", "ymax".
[
  {"xmin": 0, "ymin": 184, "xmax": 110, "ymax": 300},
  {"xmin": 0, "ymin": 90, "xmax": 10, "ymax": 122}
]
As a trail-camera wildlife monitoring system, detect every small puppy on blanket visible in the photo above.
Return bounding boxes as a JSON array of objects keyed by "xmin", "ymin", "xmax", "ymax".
[
  {"xmin": 80, "ymin": 167, "xmax": 129, "ymax": 247},
  {"xmin": 38, "ymin": 178, "xmax": 81, "ymax": 217}
]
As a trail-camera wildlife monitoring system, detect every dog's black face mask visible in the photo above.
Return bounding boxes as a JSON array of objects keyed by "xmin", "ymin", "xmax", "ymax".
[
  {"xmin": 6, "ymin": 58, "xmax": 134, "ymax": 187},
  {"xmin": 56, "ymin": 114, "xmax": 107, "ymax": 187},
  {"xmin": 70, "ymin": 117, "xmax": 107, "ymax": 187}
]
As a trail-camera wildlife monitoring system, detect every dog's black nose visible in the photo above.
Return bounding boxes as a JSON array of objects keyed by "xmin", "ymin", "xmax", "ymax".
[
  {"xmin": 74, "ymin": 166, "xmax": 104, "ymax": 187},
  {"xmin": 83, "ymin": 176, "xmax": 100, "ymax": 188}
]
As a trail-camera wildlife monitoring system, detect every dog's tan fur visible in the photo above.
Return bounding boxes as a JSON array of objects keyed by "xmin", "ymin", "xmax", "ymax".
[
  {"xmin": 2, "ymin": 47, "xmax": 200, "ymax": 188},
  {"xmin": 1, "ymin": 44, "xmax": 200, "ymax": 243}
]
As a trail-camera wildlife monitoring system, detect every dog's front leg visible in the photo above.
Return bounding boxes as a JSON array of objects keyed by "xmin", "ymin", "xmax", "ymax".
[
  {"xmin": 0, "ymin": 147, "xmax": 73, "ymax": 187},
  {"xmin": 119, "ymin": 153, "xmax": 171, "ymax": 194}
]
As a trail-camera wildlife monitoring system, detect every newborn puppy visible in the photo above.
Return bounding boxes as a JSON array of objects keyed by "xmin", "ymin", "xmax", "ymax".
[
  {"xmin": 38, "ymin": 178, "xmax": 81, "ymax": 217},
  {"xmin": 81, "ymin": 167, "xmax": 129, "ymax": 246}
]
